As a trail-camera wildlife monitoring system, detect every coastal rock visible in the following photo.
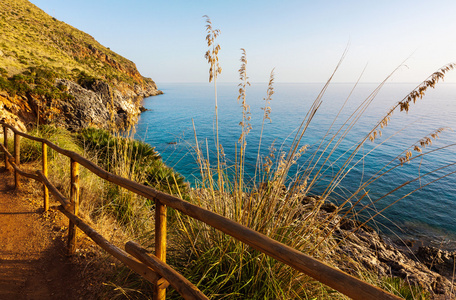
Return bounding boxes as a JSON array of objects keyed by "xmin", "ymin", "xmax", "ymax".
[
  {"xmin": 49, "ymin": 78, "xmax": 160, "ymax": 130},
  {"xmin": 321, "ymin": 201, "xmax": 338, "ymax": 212},
  {"xmin": 416, "ymin": 246, "xmax": 456, "ymax": 278},
  {"xmin": 0, "ymin": 77, "xmax": 162, "ymax": 131},
  {"xmin": 55, "ymin": 79, "xmax": 111, "ymax": 129},
  {"xmin": 331, "ymin": 214, "xmax": 455, "ymax": 298}
]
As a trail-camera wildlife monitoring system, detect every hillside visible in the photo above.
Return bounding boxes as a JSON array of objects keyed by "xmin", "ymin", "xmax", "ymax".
[{"xmin": 0, "ymin": 0, "xmax": 162, "ymax": 131}]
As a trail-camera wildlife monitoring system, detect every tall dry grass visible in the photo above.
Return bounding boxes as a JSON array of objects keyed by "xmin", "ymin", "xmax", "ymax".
[{"xmin": 167, "ymin": 16, "xmax": 456, "ymax": 299}]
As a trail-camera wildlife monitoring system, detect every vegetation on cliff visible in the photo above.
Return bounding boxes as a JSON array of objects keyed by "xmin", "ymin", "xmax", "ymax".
[{"xmin": 0, "ymin": 0, "xmax": 161, "ymax": 130}]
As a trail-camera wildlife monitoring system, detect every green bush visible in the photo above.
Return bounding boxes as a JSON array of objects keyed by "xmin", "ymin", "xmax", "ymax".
[
  {"xmin": 77, "ymin": 127, "xmax": 186, "ymax": 196},
  {"xmin": 0, "ymin": 67, "xmax": 8, "ymax": 77},
  {"xmin": 76, "ymin": 71, "xmax": 98, "ymax": 89}
]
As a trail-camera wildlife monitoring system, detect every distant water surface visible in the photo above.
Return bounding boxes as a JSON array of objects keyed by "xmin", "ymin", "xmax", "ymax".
[{"xmin": 136, "ymin": 82, "xmax": 456, "ymax": 249}]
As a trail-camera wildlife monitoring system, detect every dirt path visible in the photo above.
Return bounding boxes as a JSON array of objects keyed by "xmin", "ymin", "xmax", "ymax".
[{"xmin": 0, "ymin": 167, "xmax": 101, "ymax": 300}]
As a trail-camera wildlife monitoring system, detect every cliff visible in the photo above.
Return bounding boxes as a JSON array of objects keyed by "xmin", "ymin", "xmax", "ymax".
[{"xmin": 0, "ymin": 0, "xmax": 162, "ymax": 131}]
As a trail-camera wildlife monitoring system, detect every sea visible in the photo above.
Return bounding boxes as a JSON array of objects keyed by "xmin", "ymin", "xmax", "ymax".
[{"xmin": 135, "ymin": 82, "xmax": 456, "ymax": 250}]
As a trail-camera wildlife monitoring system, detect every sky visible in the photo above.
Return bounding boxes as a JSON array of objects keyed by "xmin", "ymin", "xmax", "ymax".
[{"xmin": 29, "ymin": 0, "xmax": 456, "ymax": 84}]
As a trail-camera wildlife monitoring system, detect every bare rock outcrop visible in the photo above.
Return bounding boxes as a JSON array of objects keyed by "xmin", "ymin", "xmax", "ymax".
[
  {"xmin": 332, "ymin": 214, "xmax": 455, "ymax": 298},
  {"xmin": 416, "ymin": 246, "xmax": 456, "ymax": 279},
  {"xmin": 55, "ymin": 79, "xmax": 140, "ymax": 130},
  {"xmin": 0, "ymin": 78, "xmax": 162, "ymax": 131}
]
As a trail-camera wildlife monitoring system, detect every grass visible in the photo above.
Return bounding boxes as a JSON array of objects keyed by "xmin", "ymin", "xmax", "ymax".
[
  {"xmin": 77, "ymin": 127, "xmax": 186, "ymax": 196},
  {"xmin": 380, "ymin": 277, "xmax": 430, "ymax": 300}
]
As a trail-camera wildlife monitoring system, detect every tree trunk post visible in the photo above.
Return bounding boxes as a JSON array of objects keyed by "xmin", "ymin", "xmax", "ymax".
[
  {"xmin": 154, "ymin": 200, "xmax": 167, "ymax": 300},
  {"xmin": 14, "ymin": 132, "xmax": 20, "ymax": 189},
  {"xmin": 42, "ymin": 143, "xmax": 49, "ymax": 212},
  {"xmin": 3, "ymin": 125, "xmax": 9, "ymax": 170},
  {"xmin": 67, "ymin": 158, "xmax": 80, "ymax": 255}
]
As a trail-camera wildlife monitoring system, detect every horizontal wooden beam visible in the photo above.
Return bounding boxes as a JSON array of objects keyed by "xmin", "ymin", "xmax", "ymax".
[
  {"xmin": 58, "ymin": 206, "xmax": 167, "ymax": 287},
  {"xmin": 0, "ymin": 144, "xmax": 40, "ymax": 181},
  {"xmin": 36, "ymin": 170, "xmax": 71, "ymax": 209}
]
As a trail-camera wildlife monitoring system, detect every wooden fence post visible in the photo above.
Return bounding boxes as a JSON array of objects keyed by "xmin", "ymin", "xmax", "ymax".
[
  {"xmin": 2, "ymin": 125, "xmax": 9, "ymax": 170},
  {"xmin": 42, "ymin": 143, "xmax": 49, "ymax": 212},
  {"xmin": 67, "ymin": 158, "xmax": 80, "ymax": 255},
  {"xmin": 14, "ymin": 132, "xmax": 20, "ymax": 189},
  {"xmin": 154, "ymin": 200, "xmax": 167, "ymax": 300}
]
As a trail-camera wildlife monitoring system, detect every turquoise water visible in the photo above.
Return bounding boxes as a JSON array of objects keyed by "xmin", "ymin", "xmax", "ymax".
[{"xmin": 135, "ymin": 82, "xmax": 456, "ymax": 249}]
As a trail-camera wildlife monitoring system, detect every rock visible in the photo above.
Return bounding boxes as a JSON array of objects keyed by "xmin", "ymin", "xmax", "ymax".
[
  {"xmin": 338, "ymin": 218, "xmax": 374, "ymax": 233},
  {"xmin": 0, "ymin": 74, "xmax": 162, "ymax": 131},
  {"xmin": 139, "ymin": 106, "xmax": 149, "ymax": 112},
  {"xmin": 321, "ymin": 202, "xmax": 338, "ymax": 212},
  {"xmin": 302, "ymin": 196, "xmax": 317, "ymax": 204},
  {"xmin": 404, "ymin": 239, "xmax": 416, "ymax": 247},
  {"xmin": 0, "ymin": 94, "xmax": 30, "ymax": 132},
  {"xmin": 431, "ymin": 276, "xmax": 450, "ymax": 295},
  {"xmin": 334, "ymin": 221, "xmax": 456, "ymax": 297},
  {"xmin": 54, "ymin": 78, "xmax": 156, "ymax": 130},
  {"xmin": 416, "ymin": 246, "xmax": 456, "ymax": 277}
]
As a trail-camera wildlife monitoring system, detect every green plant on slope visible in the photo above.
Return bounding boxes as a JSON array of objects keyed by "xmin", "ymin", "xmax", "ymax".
[
  {"xmin": 380, "ymin": 277, "xmax": 430, "ymax": 300},
  {"xmin": 77, "ymin": 127, "xmax": 185, "ymax": 194}
]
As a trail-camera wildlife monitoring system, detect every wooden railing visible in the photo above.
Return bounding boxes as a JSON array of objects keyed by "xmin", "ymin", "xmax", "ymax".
[{"xmin": 0, "ymin": 121, "xmax": 402, "ymax": 300}]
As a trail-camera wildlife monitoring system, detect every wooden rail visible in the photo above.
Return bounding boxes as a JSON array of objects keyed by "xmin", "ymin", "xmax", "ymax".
[{"xmin": 0, "ymin": 121, "xmax": 402, "ymax": 300}]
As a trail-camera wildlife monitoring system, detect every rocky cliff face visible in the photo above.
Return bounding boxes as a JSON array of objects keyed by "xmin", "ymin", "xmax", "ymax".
[
  {"xmin": 54, "ymin": 78, "xmax": 161, "ymax": 130},
  {"xmin": 0, "ymin": 92, "xmax": 33, "ymax": 132},
  {"xmin": 0, "ymin": 77, "xmax": 162, "ymax": 131}
]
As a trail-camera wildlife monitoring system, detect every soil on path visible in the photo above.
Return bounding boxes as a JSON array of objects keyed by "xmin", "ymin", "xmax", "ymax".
[{"xmin": 0, "ymin": 166, "xmax": 103, "ymax": 300}]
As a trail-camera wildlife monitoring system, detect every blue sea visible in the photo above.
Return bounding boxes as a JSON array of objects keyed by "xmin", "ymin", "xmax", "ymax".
[{"xmin": 136, "ymin": 82, "xmax": 456, "ymax": 249}]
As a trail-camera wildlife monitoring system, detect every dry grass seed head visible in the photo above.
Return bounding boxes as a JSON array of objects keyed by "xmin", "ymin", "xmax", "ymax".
[
  {"xmin": 371, "ymin": 64, "xmax": 454, "ymax": 142},
  {"xmin": 399, "ymin": 63, "xmax": 456, "ymax": 113},
  {"xmin": 399, "ymin": 127, "xmax": 449, "ymax": 164},
  {"xmin": 262, "ymin": 69, "xmax": 275, "ymax": 122},
  {"xmin": 203, "ymin": 15, "xmax": 222, "ymax": 83},
  {"xmin": 237, "ymin": 48, "xmax": 252, "ymax": 143}
]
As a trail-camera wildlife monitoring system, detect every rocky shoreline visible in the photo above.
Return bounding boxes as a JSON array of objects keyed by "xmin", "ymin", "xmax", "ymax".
[{"xmin": 316, "ymin": 199, "xmax": 455, "ymax": 299}]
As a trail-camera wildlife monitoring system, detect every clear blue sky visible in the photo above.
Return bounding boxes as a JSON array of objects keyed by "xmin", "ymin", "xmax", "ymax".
[{"xmin": 29, "ymin": 0, "xmax": 456, "ymax": 84}]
